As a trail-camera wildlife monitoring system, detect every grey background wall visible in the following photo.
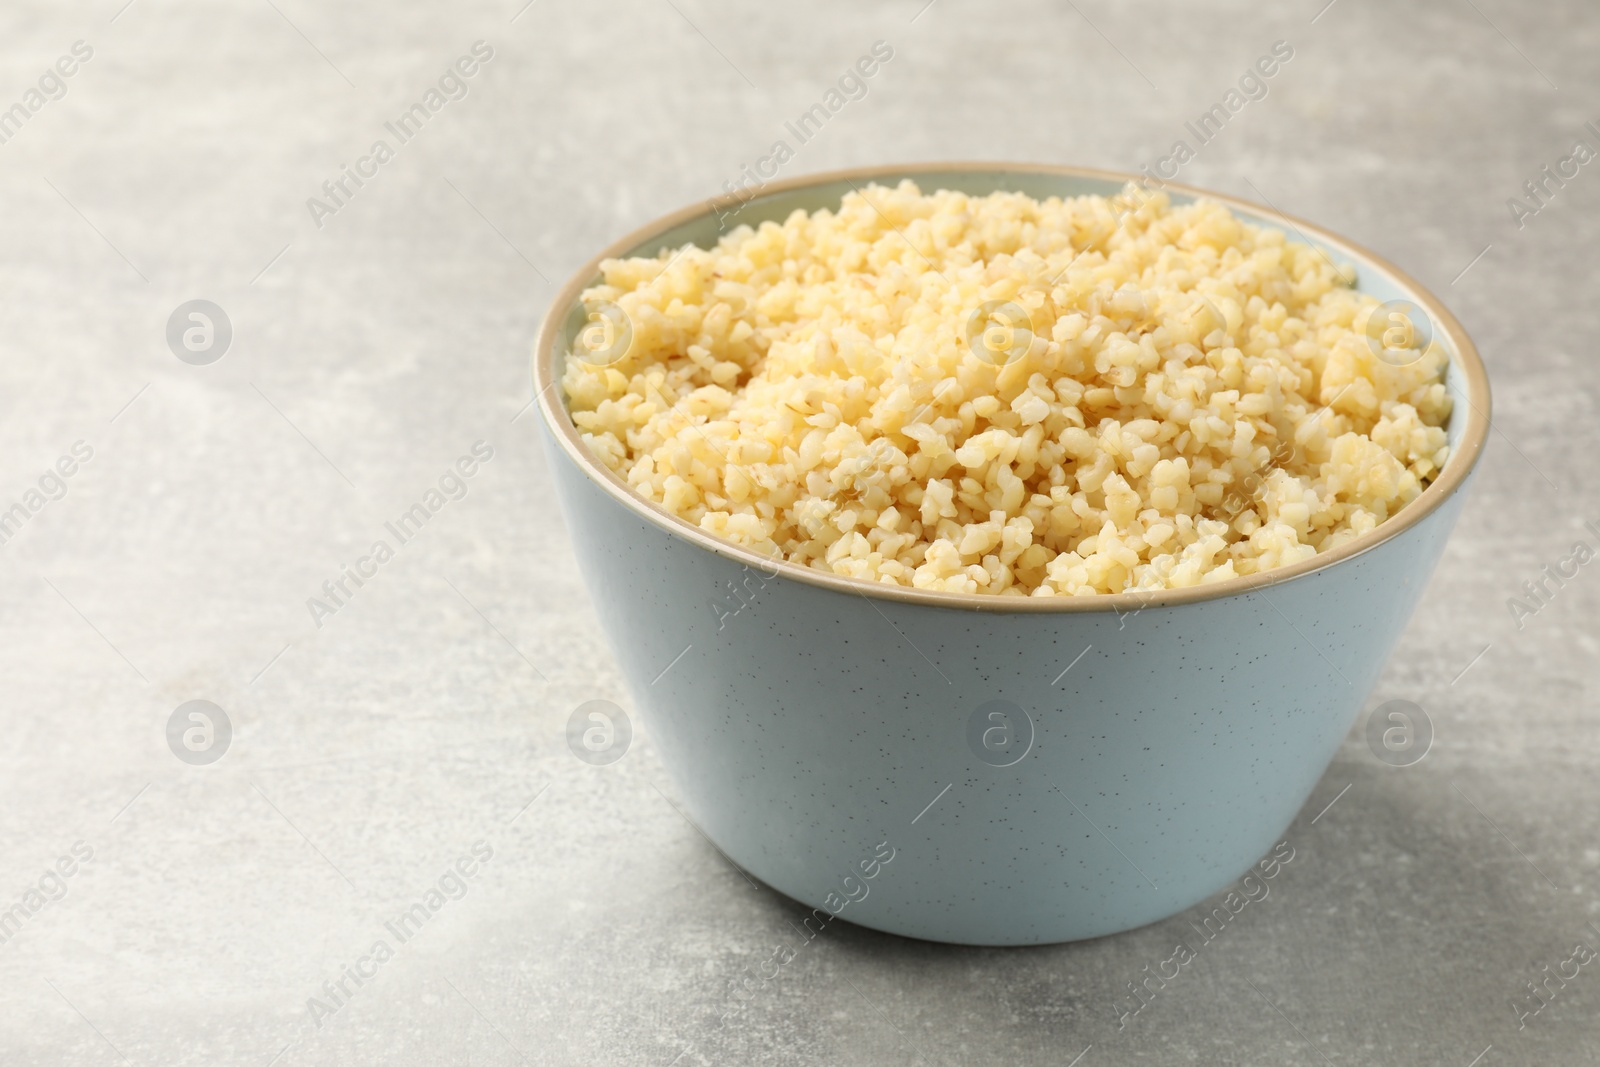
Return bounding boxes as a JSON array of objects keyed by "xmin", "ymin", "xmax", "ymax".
[{"xmin": 0, "ymin": 0, "xmax": 1595, "ymax": 1064}]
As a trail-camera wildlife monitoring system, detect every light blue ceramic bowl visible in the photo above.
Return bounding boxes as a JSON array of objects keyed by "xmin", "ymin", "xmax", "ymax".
[{"xmin": 535, "ymin": 163, "xmax": 1490, "ymax": 945}]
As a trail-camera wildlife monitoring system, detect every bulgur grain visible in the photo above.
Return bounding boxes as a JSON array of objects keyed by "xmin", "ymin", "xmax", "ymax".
[{"xmin": 562, "ymin": 182, "xmax": 1451, "ymax": 596}]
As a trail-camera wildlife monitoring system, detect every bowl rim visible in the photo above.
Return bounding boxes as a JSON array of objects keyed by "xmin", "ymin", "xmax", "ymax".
[{"xmin": 533, "ymin": 161, "xmax": 1491, "ymax": 615}]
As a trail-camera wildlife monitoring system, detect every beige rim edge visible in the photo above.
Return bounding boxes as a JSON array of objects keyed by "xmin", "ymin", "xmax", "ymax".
[{"xmin": 533, "ymin": 161, "xmax": 1492, "ymax": 615}]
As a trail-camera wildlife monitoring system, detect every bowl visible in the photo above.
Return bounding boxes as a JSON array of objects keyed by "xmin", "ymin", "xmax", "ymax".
[{"xmin": 533, "ymin": 163, "xmax": 1490, "ymax": 945}]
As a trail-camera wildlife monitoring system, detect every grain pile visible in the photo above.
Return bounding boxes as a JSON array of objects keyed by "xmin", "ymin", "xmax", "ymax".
[{"xmin": 562, "ymin": 181, "xmax": 1451, "ymax": 596}]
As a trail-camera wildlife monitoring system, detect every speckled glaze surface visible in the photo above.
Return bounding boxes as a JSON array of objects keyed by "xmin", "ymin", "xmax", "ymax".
[{"xmin": 536, "ymin": 165, "xmax": 1489, "ymax": 945}]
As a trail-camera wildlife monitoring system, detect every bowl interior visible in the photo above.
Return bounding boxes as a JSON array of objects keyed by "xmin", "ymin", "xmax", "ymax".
[{"xmin": 538, "ymin": 164, "xmax": 1488, "ymax": 612}]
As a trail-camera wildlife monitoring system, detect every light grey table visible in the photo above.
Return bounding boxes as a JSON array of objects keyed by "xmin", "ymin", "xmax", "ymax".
[{"xmin": 1, "ymin": 0, "xmax": 1595, "ymax": 1063}]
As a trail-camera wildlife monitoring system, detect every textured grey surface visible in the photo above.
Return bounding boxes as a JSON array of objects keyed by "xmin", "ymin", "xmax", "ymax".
[{"xmin": 0, "ymin": 0, "xmax": 1596, "ymax": 1064}]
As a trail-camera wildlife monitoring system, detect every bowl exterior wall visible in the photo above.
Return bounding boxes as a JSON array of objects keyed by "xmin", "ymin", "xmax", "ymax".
[{"xmin": 546, "ymin": 427, "xmax": 1470, "ymax": 944}]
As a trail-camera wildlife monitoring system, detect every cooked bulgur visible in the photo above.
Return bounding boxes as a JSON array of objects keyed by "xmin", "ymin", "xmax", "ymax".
[{"xmin": 561, "ymin": 182, "xmax": 1451, "ymax": 596}]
